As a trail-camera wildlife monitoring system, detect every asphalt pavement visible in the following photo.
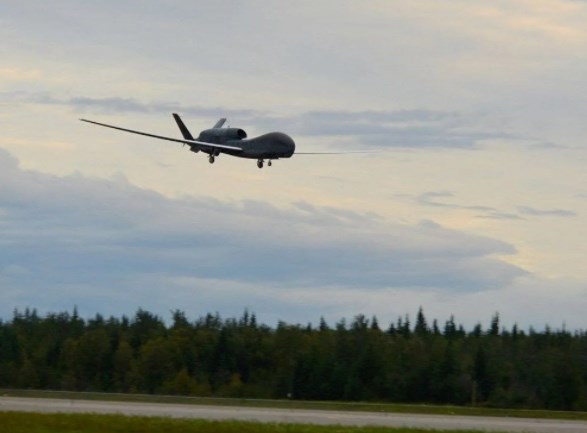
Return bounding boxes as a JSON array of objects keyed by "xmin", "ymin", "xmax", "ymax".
[{"xmin": 1, "ymin": 396, "xmax": 587, "ymax": 432}]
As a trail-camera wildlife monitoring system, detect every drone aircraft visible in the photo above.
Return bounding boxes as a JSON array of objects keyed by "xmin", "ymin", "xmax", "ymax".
[{"xmin": 81, "ymin": 114, "xmax": 351, "ymax": 168}]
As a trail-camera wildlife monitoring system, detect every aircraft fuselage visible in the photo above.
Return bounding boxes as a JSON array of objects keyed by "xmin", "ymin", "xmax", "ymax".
[{"xmin": 196, "ymin": 128, "xmax": 295, "ymax": 160}]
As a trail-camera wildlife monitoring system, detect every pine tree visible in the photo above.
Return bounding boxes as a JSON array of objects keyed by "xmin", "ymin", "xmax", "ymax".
[
  {"xmin": 319, "ymin": 317, "xmax": 329, "ymax": 332},
  {"xmin": 432, "ymin": 319, "xmax": 440, "ymax": 336},
  {"xmin": 387, "ymin": 322, "xmax": 397, "ymax": 336},
  {"xmin": 414, "ymin": 307, "xmax": 428, "ymax": 336},
  {"xmin": 444, "ymin": 316, "xmax": 456, "ymax": 338},
  {"xmin": 370, "ymin": 316, "xmax": 380, "ymax": 331},
  {"xmin": 489, "ymin": 313, "xmax": 500, "ymax": 336}
]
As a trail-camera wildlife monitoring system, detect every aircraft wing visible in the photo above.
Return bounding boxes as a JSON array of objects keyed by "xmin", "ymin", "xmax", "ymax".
[
  {"xmin": 80, "ymin": 119, "xmax": 243, "ymax": 151},
  {"xmin": 295, "ymin": 151, "xmax": 375, "ymax": 154}
]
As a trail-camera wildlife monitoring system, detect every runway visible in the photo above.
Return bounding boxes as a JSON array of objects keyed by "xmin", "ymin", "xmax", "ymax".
[{"xmin": 2, "ymin": 396, "xmax": 587, "ymax": 432}]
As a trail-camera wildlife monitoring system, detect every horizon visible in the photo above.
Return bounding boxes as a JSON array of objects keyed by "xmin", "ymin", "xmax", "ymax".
[{"xmin": 5, "ymin": 305, "xmax": 579, "ymax": 334}]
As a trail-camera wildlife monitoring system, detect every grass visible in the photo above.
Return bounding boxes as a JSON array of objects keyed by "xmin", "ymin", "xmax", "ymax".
[
  {"xmin": 2, "ymin": 388, "xmax": 587, "ymax": 421},
  {"xmin": 0, "ymin": 411, "xmax": 502, "ymax": 433}
]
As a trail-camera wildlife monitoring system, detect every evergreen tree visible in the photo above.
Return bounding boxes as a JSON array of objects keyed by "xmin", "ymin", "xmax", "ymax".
[
  {"xmin": 414, "ymin": 307, "xmax": 428, "ymax": 336},
  {"xmin": 489, "ymin": 313, "xmax": 500, "ymax": 336},
  {"xmin": 370, "ymin": 316, "xmax": 380, "ymax": 331},
  {"xmin": 319, "ymin": 317, "xmax": 329, "ymax": 332},
  {"xmin": 1, "ymin": 308, "xmax": 586, "ymax": 410}
]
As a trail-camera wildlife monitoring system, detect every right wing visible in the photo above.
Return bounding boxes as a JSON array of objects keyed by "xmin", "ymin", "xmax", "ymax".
[
  {"xmin": 80, "ymin": 118, "xmax": 242, "ymax": 151},
  {"xmin": 295, "ymin": 151, "xmax": 376, "ymax": 154}
]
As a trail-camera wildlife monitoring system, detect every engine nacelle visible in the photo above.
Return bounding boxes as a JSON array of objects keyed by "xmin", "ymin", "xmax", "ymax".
[
  {"xmin": 199, "ymin": 127, "xmax": 247, "ymax": 143},
  {"xmin": 223, "ymin": 128, "xmax": 248, "ymax": 140}
]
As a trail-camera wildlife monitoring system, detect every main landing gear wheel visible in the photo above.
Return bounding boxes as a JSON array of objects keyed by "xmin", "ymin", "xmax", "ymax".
[
  {"xmin": 257, "ymin": 159, "xmax": 264, "ymax": 169},
  {"xmin": 268, "ymin": 160, "xmax": 272, "ymax": 167},
  {"xmin": 209, "ymin": 155, "xmax": 215, "ymax": 164}
]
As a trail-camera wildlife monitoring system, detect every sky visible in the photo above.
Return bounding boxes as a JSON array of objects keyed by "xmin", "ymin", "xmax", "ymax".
[{"xmin": 1, "ymin": 0, "xmax": 587, "ymax": 330}]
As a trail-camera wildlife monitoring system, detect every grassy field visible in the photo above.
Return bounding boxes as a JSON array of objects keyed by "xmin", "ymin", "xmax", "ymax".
[
  {"xmin": 0, "ymin": 411, "xmax": 502, "ymax": 433},
  {"xmin": 2, "ymin": 388, "xmax": 587, "ymax": 421}
]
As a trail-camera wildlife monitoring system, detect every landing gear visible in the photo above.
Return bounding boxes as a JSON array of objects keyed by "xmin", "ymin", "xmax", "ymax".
[
  {"xmin": 257, "ymin": 159, "xmax": 272, "ymax": 169},
  {"xmin": 209, "ymin": 155, "xmax": 215, "ymax": 164}
]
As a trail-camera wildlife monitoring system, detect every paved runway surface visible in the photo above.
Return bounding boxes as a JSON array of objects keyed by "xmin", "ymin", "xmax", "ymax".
[{"xmin": 2, "ymin": 396, "xmax": 587, "ymax": 432}]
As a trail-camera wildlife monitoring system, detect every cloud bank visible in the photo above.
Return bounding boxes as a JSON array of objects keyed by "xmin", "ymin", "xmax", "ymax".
[
  {"xmin": 0, "ymin": 148, "xmax": 524, "ymax": 321},
  {"xmin": 4, "ymin": 92, "xmax": 506, "ymax": 149},
  {"xmin": 413, "ymin": 191, "xmax": 578, "ymax": 220}
]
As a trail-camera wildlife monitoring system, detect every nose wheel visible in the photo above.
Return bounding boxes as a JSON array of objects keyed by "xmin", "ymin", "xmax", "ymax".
[{"xmin": 209, "ymin": 155, "xmax": 215, "ymax": 164}]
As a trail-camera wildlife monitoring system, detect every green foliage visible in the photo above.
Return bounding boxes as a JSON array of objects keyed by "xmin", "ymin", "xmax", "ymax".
[{"xmin": 1, "ymin": 307, "xmax": 587, "ymax": 411}]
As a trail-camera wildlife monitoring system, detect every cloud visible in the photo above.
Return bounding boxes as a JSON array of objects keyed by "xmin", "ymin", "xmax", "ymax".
[
  {"xmin": 0, "ymin": 67, "xmax": 41, "ymax": 81},
  {"xmin": 274, "ymin": 110, "xmax": 506, "ymax": 149},
  {"xmin": 517, "ymin": 206, "xmax": 577, "ymax": 217},
  {"xmin": 0, "ymin": 147, "xmax": 526, "ymax": 321},
  {"xmin": 475, "ymin": 212, "xmax": 525, "ymax": 221},
  {"xmin": 2, "ymin": 91, "xmax": 261, "ymax": 119},
  {"xmin": 1, "ymin": 1, "xmax": 586, "ymax": 329},
  {"xmin": 418, "ymin": 191, "xmax": 496, "ymax": 212},
  {"xmin": 3, "ymin": 91, "xmax": 507, "ymax": 149},
  {"xmin": 410, "ymin": 191, "xmax": 577, "ymax": 220},
  {"xmin": 411, "ymin": 191, "xmax": 522, "ymax": 220}
]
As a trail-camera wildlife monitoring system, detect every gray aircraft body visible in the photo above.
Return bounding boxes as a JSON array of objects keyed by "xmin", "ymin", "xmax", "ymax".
[{"xmin": 81, "ymin": 114, "xmax": 304, "ymax": 168}]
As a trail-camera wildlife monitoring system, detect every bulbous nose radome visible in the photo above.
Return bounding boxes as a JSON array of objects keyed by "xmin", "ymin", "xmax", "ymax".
[{"xmin": 272, "ymin": 132, "xmax": 295, "ymax": 157}]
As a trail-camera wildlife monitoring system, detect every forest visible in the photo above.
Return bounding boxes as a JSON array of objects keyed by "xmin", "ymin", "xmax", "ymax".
[{"xmin": 0, "ymin": 307, "xmax": 585, "ymax": 411}]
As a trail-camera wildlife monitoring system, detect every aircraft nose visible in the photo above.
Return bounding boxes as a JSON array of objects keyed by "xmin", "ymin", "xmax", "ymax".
[
  {"xmin": 283, "ymin": 134, "xmax": 295, "ymax": 147},
  {"xmin": 277, "ymin": 133, "xmax": 295, "ymax": 155}
]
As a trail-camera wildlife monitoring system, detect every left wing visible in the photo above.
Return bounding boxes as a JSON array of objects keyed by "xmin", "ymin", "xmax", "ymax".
[{"xmin": 80, "ymin": 118, "xmax": 242, "ymax": 151}]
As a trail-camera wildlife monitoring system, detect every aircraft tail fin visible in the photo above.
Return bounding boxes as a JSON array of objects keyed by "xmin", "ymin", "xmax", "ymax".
[
  {"xmin": 213, "ymin": 118, "xmax": 227, "ymax": 129},
  {"xmin": 172, "ymin": 113, "xmax": 195, "ymax": 140}
]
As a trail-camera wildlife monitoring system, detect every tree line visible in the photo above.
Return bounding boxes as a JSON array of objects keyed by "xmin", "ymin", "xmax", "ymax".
[{"xmin": 0, "ymin": 307, "xmax": 585, "ymax": 410}]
